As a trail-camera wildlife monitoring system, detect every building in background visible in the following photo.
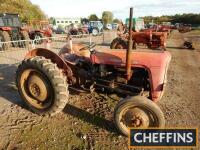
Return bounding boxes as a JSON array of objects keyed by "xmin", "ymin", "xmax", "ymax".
[
  {"xmin": 125, "ymin": 18, "xmax": 144, "ymax": 32},
  {"xmin": 54, "ymin": 17, "xmax": 81, "ymax": 28}
]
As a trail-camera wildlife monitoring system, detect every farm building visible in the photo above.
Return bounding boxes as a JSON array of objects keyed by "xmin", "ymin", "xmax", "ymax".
[{"xmin": 54, "ymin": 17, "xmax": 81, "ymax": 28}]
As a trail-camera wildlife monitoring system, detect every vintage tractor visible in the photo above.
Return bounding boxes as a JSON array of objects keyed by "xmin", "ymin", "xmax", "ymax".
[
  {"xmin": 178, "ymin": 24, "xmax": 192, "ymax": 33},
  {"xmin": 16, "ymin": 8, "xmax": 171, "ymax": 136},
  {"xmin": 68, "ymin": 26, "xmax": 89, "ymax": 38},
  {"xmin": 27, "ymin": 20, "xmax": 52, "ymax": 44},
  {"xmin": 0, "ymin": 13, "xmax": 30, "ymax": 51},
  {"xmin": 111, "ymin": 31, "xmax": 167, "ymax": 50}
]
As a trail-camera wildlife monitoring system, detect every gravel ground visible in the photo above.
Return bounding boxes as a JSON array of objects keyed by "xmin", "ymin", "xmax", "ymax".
[{"xmin": 0, "ymin": 30, "xmax": 199, "ymax": 150}]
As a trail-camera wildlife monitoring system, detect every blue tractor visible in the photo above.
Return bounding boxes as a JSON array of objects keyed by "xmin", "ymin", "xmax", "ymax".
[{"xmin": 88, "ymin": 21, "xmax": 103, "ymax": 36}]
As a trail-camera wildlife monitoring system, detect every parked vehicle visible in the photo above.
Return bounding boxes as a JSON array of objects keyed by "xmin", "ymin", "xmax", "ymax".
[
  {"xmin": 105, "ymin": 23, "xmax": 112, "ymax": 30},
  {"xmin": 88, "ymin": 21, "xmax": 103, "ymax": 36},
  {"xmin": 28, "ymin": 20, "xmax": 52, "ymax": 44},
  {"xmin": 0, "ymin": 13, "xmax": 29, "ymax": 50},
  {"xmin": 112, "ymin": 23, "xmax": 119, "ymax": 29},
  {"xmin": 53, "ymin": 26, "xmax": 66, "ymax": 34},
  {"xmin": 111, "ymin": 31, "xmax": 168, "ymax": 50},
  {"xmin": 68, "ymin": 26, "xmax": 89, "ymax": 37}
]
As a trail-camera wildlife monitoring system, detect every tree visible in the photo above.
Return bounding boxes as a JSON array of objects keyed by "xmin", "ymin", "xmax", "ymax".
[
  {"xmin": 102, "ymin": 11, "xmax": 113, "ymax": 24},
  {"xmin": 0, "ymin": 0, "xmax": 46, "ymax": 23},
  {"xmin": 88, "ymin": 14, "xmax": 98, "ymax": 21},
  {"xmin": 49, "ymin": 17, "xmax": 56, "ymax": 25},
  {"xmin": 142, "ymin": 13, "xmax": 200, "ymax": 25},
  {"xmin": 81, "ymin": 18, "xmax": 89, "ymax": 24},
  {"xmin": 113, "ymin": 18, "xmax": 121, "ymax": 23}
]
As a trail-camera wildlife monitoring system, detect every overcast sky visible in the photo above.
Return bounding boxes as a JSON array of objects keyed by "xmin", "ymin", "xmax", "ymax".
[{"xmin": 30, "ymin": 0, "xmax": 200, "ymax": 19}]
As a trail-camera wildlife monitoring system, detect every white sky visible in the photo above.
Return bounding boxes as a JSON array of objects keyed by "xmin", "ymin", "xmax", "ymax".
[{"xmin": 30, "ymin": 0, "xmax": 200, "ymax": 19}]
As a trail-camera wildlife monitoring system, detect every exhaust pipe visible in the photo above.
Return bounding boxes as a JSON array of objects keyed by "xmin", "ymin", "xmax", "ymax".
[{"xmin": 126, "ymin": 7, "xmax": 133, "ymax": 80}]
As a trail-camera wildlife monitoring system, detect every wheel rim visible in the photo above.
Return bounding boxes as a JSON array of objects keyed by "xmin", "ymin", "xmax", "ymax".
[
  {"xmin": 78, "ymin": 32, "xmax": 83, "ymax": 37},
  {"xmin": 20, "ymin": 69, "xmax": 53, "ymax": 109},
  {"xmin": 92, "ymin": 29, "xmax": 98, "ymax": 35},
  {"xmin": 35, "ymin": 35, "xmax": 42, "ymax": 44},
  {"xmin": 119, "ymin": 105, "xmax": 159, "ymax": 133}
]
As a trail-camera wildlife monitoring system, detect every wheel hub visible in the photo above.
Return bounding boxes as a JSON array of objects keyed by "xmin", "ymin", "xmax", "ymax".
[
  {"xmin": 121, "ymin": 107, "xmax": 150, "ymax": 128},
  {"xmin": 27, "ymin": 73, "xmax": 49, "ymax": 102},
  {"xmin": 29, "ymin": 83, "xmax": 40, "ymax": 97},
  {"xmin": 35, "ymin": 35, "xmax": 41, "ymax": 43}
]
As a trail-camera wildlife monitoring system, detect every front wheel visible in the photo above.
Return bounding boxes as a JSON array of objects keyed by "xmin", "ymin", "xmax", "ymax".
[
  {"xmin": 114, "ymin": 96, "xmax": 165, "ymax": 136},
  {"xmin": 92, "ymin": 28, "xmax": 99, "ymax": 36},
  {"xmin": 34, "ymin": 32, "xmax": 44, "ymax": 44},
  {"xmin": 16, "ymin": 56, "xmax": 69, "ymax": 116}
]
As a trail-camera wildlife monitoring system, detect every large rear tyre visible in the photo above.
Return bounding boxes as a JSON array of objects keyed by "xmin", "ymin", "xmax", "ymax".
[
  {"xmin": 0, "ymin": 31, "xmax": 11, "ymax": 51},
  {"xmin": 16, "ymin": 56, "xmax": 69, "ymax": 116},
  {"xmin": 20, "ymin": 31, "xmax": 30, "ymax": 48},
  {"xmin": 114, "ymin": 96, "xmax": 165, "ymax": 136}
]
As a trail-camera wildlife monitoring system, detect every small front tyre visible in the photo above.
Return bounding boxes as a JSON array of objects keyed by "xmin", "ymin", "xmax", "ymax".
[{"xmin": 114, "ymin": 96, "xmax": 165, "ymax": 136}]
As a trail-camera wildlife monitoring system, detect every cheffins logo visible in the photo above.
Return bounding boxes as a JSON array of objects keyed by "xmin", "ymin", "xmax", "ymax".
[{"xmin": 129, "ymin": 128, "xmax": 198, "ymax": 148}]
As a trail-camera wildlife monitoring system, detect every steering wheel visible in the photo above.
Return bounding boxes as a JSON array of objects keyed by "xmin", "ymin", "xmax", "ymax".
[{"xmin": 79, "ymin": 43, "xmax": 96, "ymax": 51}]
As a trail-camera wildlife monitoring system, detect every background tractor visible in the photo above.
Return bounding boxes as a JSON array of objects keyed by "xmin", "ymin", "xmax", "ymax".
[
  {"xmin": 27, "ymin": 20, "xmax": 52, "ymax": 44},
  {"xmin": 88, "ymin": 21, "xmax": 103, "ymax": 36},
  {"xmin": 111, "ymin": 31, "xmax": 167, "ymax": 50},
  {"xmin": 16, "ymin": 8, "xmax": 171, "ymax": 136},
  {"xmin": 0, "ymin": 13, "xmax": 29, "ymax": 51}
]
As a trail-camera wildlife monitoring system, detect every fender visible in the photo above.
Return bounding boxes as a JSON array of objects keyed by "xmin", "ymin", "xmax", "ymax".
[
  {"xmin": 0, "ymin": 27, "xmax": 12, "ymax": 31},
  {"xmin": 35, "ymin": 30, "xmax": 44, "ymax": 34},
  {"xmin": 25, "ymin": 48, "xmax": 74, "ymax": 83}
]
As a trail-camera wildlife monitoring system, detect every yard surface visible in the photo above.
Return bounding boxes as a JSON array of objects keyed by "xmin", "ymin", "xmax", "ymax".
[{"xmin": 0, "ymin": 30, "xmax": 200, "ymax": 150}]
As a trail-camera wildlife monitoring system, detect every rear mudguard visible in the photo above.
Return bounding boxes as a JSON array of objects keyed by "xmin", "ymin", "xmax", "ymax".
[
  {"xmin": 0, "ymin": 27, "xmax": 12, "ymax": 31},
  {"xmin": 25, "ymin": 48, "xmax": 74, "ymax": 83}
]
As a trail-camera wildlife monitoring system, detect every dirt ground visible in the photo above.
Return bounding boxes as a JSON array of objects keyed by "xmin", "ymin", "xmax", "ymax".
[{"xmin": 0, "ymin": 30, "xmax": 200, "ymax": 150}]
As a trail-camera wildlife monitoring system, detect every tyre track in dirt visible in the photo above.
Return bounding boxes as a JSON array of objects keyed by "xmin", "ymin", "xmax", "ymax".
[{"xmin": 160, "ymin": 35, "xmax": 200, "ymax": 147}]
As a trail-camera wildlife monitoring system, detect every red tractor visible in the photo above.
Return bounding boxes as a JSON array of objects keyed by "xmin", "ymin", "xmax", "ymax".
[
  {"xmin": 0, "ymin": 13, "xmax": 29, "ymax": 51},
  {"xmin": 27, "ymin": 20, "xmax": 52, "ymax": 44},
  {"xmin": 111, "ymin": 31, "xmax": 167, "ymax": 50},
  {"xmin": 15, "ymin": 8, "xmax": 171, "ymax": 136}
]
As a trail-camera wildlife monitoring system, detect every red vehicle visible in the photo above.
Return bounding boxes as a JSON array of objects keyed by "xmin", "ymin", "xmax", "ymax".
[
  {"xmin": 142, "ymin": 25, "xmax": 171, "ymax": 35},
  {"xmin": 0, "ymin": 13, "xmax": 29, "ymax": 50},
  {"xmin": 27, "ymin": 20, "xmax": 52, "ymax": 44},
  {"xmin": 111, "ymin": 31, "xmax": 167, "ymax": 50},
  {"xmin": 15, "ymin": 8, "xmax": 171, "ymax": 136},
  {"xmin": 69, "ymin": 26, "xmax": 89, "ymax": 37}
]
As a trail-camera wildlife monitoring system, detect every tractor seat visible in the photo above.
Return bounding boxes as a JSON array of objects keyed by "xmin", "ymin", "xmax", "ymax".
[{"xmin": 60, "ymin": 43, "xmax": 90, "ymax": 65}]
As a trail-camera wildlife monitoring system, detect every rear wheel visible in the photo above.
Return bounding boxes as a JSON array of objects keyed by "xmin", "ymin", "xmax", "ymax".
[
  {"xmin": 16, "ymin": 56, "xmax": 69, "ymax": 116},
  {"xmin": 110, "ymin": 38, "xmax": 127, "ymax": 49},
  {"xmin": 20, "ymin": 30, "xmax": 30, "ymax": 48},
  {"xmin": 114, "ymin": 96, "xmax": 165, "ymax": 136},
  {"xmin": 0, "ymin": 31, "xmax": 11, "ymax": 51}
]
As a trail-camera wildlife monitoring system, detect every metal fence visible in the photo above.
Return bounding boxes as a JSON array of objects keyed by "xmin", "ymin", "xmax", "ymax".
[{"xmin": 0, "ymin": 31, "xmax": 117, "ymax": 71}]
